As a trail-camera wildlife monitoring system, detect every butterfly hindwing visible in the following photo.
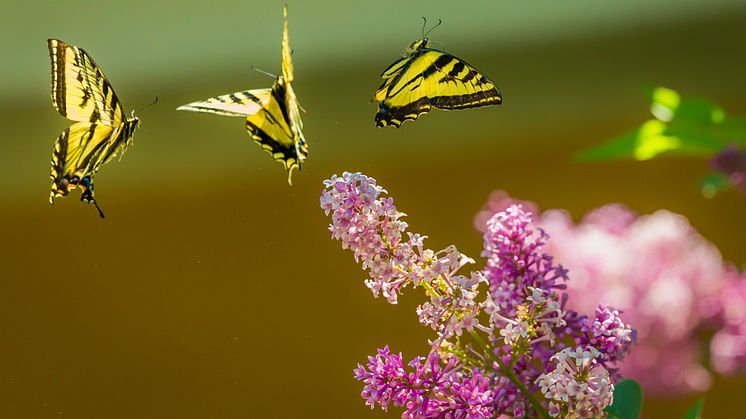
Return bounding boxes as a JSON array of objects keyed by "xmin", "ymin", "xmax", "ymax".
[
  {"xmin": 47, "ymin": 39, "xmax": 139, "ymax": 218},
  {"xmin": 374, "ymin": 42, "xmax": 502, "ymax": 128}
]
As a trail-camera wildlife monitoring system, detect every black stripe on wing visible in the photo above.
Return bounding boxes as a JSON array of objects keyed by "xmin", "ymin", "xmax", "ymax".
[
  {"xmin": 47, "ymin": 39, "xmax": 124, "ymax": 125},
  {"xmin": 48, "ymin": 39, "xmax": 68, "ymax": 116},
  {"xmin": 72, "ymin": 46, "xmax": 124, "ymax": 124},
  {"xmin": 376, "ymin": 90, "xmax": 501, "ymax": 128}
]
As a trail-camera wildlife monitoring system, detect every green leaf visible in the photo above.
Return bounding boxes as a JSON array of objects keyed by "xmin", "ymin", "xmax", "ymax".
[
  {"xmin": 662, "ymin": 122, "xmax": 730, "ymax": 155},
  {"xmin": 701, "ymin": 172, "xmax": 731, "ymax": 199},
  {"xmin": 633, "ymin": 120, "xmax": 680, "ymax": 160},
  {"xmin": 648, "ymin": 86, "xmax": 725, "ymax": 125},
  {"xmin": 576, "ymin": 120, "xmax": 723, "ymax": 162},
  {"xmin": 717, "ymin": 116, "xmax": 746, "ymax": 144},
  {"xmin": 576, "ymin": 129, "xmax": 644, "ymax": 162},
  {"xmin": 576, "ymin": 119, "xmax": 696, "ymax": 161},
  {"xmin": 683, "ymin": 398, "xmax": 704, "ymax": 419},
  {"xmin": 577, "ymin": 86, "xmax": 738, "ymax": 162},
  {"xmin": 576, "ymin": 120, "xmax": 672, "ymax": 161},
  {"xmin": 606, "ymin": 380, "xmax": 643, "ymax": 419}
]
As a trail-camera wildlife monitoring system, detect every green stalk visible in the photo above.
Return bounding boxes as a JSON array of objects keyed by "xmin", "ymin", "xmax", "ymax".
[{"xmin": 469, "ymin": 331, "xmax": 550, "ymax": 418}]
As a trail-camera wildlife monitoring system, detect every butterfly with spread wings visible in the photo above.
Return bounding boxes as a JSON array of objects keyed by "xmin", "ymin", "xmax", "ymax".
[
  {"xmin": 373, "ymin": 19, "xmax": 502, "ymax": 128},
  {"xmin": 177, "ymin": 5, "xmax": 307, "ymax": 185},
  {"xmin": 47, "ymin": 38, "xmax": 140, "ymax": 218}
]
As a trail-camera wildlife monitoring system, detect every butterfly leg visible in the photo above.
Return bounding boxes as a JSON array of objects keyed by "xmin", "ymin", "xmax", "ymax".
[{"xmin": 79, "ymin": 176, "xmax": 105, "ymax": 219}]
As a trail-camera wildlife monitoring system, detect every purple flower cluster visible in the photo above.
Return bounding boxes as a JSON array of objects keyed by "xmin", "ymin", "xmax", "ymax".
[
  {"xmin": 536, "ymin": 346, "xmax": 614, "ymax": 418},
  {"xmin": 354, "ymin": 346, "xmax": 494, "ymax": 418},
  {"xmin": 710, "ymin": 144, "xmax": 746, "ymax": 194},
  {"xmin": 480, "ymin": 203, "xmax": 633, "ymax": 417},
  {"xmin": 581, "ymin": 306, "xmax": 637, "ymax": 365},
  {"xmin": 481, "ymin": 205, "xmax": 569, "ymax": 318},
  {"xmin": 322, "ymin": 173, "xmax": 636, "ymax": 418},
  {"xmin": 476, "ymin": 191, "xmax": 746, "ymax": 395}
]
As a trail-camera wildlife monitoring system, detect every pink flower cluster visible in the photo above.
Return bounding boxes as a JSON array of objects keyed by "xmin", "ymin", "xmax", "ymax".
[
  {"xmin": 476, "ymin": 192, "xmax": 746, "ymax": 395},
  {"xmin": 354, "ymin": 346, "xmax": 495, "ymax": 418},
  {"xmin": 537, "ymin": 346, "xmax": 614, "ymax": 418},
  {"xmin": 321, "ymin": 172, "xmax": 471, "ymax": 305},
  {"xmin": 323, "ymin": 173, "xmax": 636, "ymax": 418}
]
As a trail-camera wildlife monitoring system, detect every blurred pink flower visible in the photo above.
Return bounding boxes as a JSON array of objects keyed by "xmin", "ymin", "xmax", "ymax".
[
  {"xmin": 710, "ymin": 144, "xmax": 746, "ymax": 194},
  {"xmin": 476, "ymin": 191, "xmax": 746, "ymax": 396}
]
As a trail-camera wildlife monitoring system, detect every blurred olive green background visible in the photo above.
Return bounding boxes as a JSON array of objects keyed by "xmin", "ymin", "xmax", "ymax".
[{"xmin": 2, "ymin": 0, "xmax": 746, "ymax": 417}]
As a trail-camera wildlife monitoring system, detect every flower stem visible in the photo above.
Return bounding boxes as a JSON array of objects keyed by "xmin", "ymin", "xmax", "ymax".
[{"xmin": 469, "ymin": 331, "xmax": 551, "ymax": 418}]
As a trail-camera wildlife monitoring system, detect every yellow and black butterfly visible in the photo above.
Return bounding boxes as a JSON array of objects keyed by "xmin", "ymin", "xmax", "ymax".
[
  {"xmin": 373, "ymin": 19, "xmax": 502, "ymax": 128},
  {"xmin": 47, "ymin": 39, "xmax": 140, "ymax": 218},
  {"xmin": 177, "ymin": 5, "xmax": 306, "ymax": 185}
]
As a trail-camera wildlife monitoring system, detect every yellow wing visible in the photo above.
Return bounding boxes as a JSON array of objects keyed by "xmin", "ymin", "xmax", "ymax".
[
  {"xmin": 245, "ymin": 78, "xmax": 307, "ymax": 185},
  {"xmin": 282, "ymin": 4, "xmax": 293, "ymax": 83},
  {"xmin": 374, "ymin": 47, "xmax": 502, "ymax": 128},
  {"xmin": 176, "ymin": 89, "xmax": 271, "ymax": 117},
  {"xmin": 49, "ymin": 122, "xmax": 135, "ymax": 218},
  {"xmin": 47, "ymin": 39, "xmax": 139, "ymax": 218},
  {"xmin": 48, "ymin": 39, "xmax": 124, "ymax": 126}
]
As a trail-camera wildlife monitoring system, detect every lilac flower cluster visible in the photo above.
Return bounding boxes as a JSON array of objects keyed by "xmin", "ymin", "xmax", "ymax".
[
  {"xmin": 353, "ymin": 346, "xmax": 494, "ymax": 418},
  {"xmin": 536, "ymin": 346, "xmax": 614, "ymax": 418},
  {"xmin": 320, "ymin": 172, "xmax": 472, "ymax": 305},
  {"xmin": 476, "ymin": 191, "xmax": 746, "ymax": 395},
  {"xmin": 322, "ymin": 173, "xmax": 636, "ymax": 418}
]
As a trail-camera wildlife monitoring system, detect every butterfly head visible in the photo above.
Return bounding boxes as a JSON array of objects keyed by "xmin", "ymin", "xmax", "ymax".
[
  {"xmin": 129, "ymin": 112, "xmax": 141, "ymax": 127},
  {"xmin": 409, "ymin": 17, "xmax": 441, "ymax": 54},
  {"xmin": 406, "ymin": 39, "xmax": 430, "ymax": 54}
]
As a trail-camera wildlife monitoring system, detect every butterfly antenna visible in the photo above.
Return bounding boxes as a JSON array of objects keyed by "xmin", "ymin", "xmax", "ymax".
[
  {"xmin": 135, "ymin": 96, "xmax": 159, "ymax": 115},
  {"xmin": 421, "ymin": 17, "xmax": 427, "ymax": 39},
  {"xmin": 251, "ymin": 65, "xmax": 277, "ymax": 79},
  {"xmin": 424, "ymin": 18, "xmax": 442, "ymax": 39}
]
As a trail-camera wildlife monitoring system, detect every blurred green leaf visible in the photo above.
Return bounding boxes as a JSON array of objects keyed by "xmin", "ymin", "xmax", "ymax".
[
  {"xmin": 576, "ymin": 120, "xmax": 679, "ymax": 161},
  {"xmin": 633, "ymin": 120, "xmax": 680, "ymax": 160},
  {"xmin": 718, "ymin": 116, "xmax": 746, "ymax": 144},
  {"xmin": 606, "ymin": 380, "xmax": 643, "ymax": 419},
  {"xmin": 648, "ymin": 86, "xmax": 680, "ymax": 122},
  {"xmin": 576, "ymin": 120, "xmax": 725, "ymax": 161},
  {"xmin": 701, "ymin": 172, "xmax": 731, "ymax": 198},
  {"xmin": 578, "ymin": 87, "xmax": 736, "ymax": 162},
  {"xmin": 576, "ymin": 127, "xmax": 648, "ymax": 162},
  {"xmin": 647, "ymin": 86, "xmax": 725, "ymax": 124},
  {"xmin": 683, "ymin": 398, "xmax": 704, "ymax": 419}
]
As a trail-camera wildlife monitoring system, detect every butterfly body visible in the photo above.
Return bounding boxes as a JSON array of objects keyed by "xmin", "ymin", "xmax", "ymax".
[
  {"xmin": 374, "ymin": 38, "xmax": 502, "ymax": 128},
  {"xmin": 177, "ymin": 5, "xmax": 306, "ymax": 184},
  {"xmin": 47, "ymin": 38, "xmax": 139, "ymax": 218}
]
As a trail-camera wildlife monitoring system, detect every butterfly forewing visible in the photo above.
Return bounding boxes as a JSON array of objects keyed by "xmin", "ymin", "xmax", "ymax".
[
  {"xmin": 176, "ymin": 89, "xmax": 271, "ymax": 117},
  {"xmin": 48, "ymin": 39, "xmax": 124, "ymax": 126},
  {"xmin": 281, "ymin": 4, "xmax": 293, "ymax": 83}
]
